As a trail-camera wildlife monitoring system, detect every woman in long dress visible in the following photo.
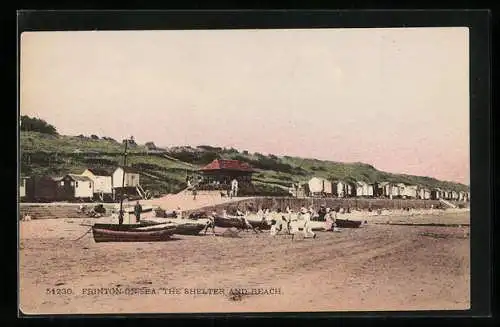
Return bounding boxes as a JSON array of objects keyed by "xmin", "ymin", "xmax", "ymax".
[{"xmin": 325, "ymin": 208, "xmax": 334, "ymax": 231}]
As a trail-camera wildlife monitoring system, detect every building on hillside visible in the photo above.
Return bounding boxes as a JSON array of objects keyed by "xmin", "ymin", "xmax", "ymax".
[
  {"xmin": 55, "ymin": 174, "xmax": 94, "ymax": 201},
  {"xmin": 431, "ymin": 188, "xmax": 442, "ymax": 200},
  {"xmin": 332, "ymin": 180, "xmax": 357, "ymax": 197},
  {"xmin": 24, "ymin": 176, "xmax": 59, "ymax": 202},
  {"xmin": 418, "ymin": 187, "xmax": 431, "ymax": 200},
  {"xmin": 332, "ymin": 181, "xmax": 346, "ymax": 197},
  {"xmin": 20, "ymin": 176, "xmax": 29, "ymax": 199},
  {"xmin": 198, "ymin": 159, "xmax": 254, "ymax": 192},
  {"xmin": 289, "ymin": 183, "xmax": 307, "ymax": 198},
  {"xmin": 379, "ymin": 182, "xmax": 390, "ymax": 198},
  {"xmin": 378, "ymin": 182, "xmax": 392, "ymax": 198},
  {"xmin": 372, "ymin": 182, "xmax": 384, "ymax": 197},
  {"xmin": 401, "ymin": 184, "xmax": 418, "ymax": 199},
  {"xmin": 379, "ymin": 182, "xmax": 398, "ymax": 198},
  {"xmin": 81, "ymin": 168, "xmax": 113, "ymax": 201},
  {"xmin": 112, "ymin": 167, "xmax": 141, "ymax": 200},
  {"xmin": 323, "ymin": 179, "xmax": 333, "ymax": 195},
  {"xmin": 356, "ymin": 181, "xmax": 374, "ymax": 197},
  {"xmin": 307, "ymin": 177, "xmax": 332, "ymax": 197},
  {"xmin": 458, "ymin": 191, "xmax": 467, "ymax": 202},
  {"xmin": 346, "ymin": 182, "xmax": 357, "ymax": 197},
  {"xmin": 355, "ymin": 181, "xmax": 366, "ymax": 197},
  {"xmin": 390, "ymin": 183, "xmax": 405, "ymax": 198}
]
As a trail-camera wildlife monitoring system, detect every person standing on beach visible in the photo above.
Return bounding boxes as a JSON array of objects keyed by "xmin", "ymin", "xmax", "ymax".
[
  {"xmin": 192, "ymin": 185, "xmax": 198, "ymax": 200},
  {"xmin": 325, "ymin": 208, "xmax": 334, "ymax": 231},
  {"xmin": 300, "ymin": 207, "xmax": 316, "ymax": 239},
  {"xmin": 118, "ymin": 209, "xmax": 124, "ymax": 225},
  {"xmin": 231, "ymin": 179, "xmax": 238, "ymax": 198},
  {"xmin": 134, "ymin": 201, "xmax": 143, "ymax": 223}
]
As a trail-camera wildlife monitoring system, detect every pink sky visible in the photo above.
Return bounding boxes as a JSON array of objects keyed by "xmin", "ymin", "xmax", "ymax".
[{"xmin": 20, "ymin": 28, "xmax": 470, "ymax": 184}]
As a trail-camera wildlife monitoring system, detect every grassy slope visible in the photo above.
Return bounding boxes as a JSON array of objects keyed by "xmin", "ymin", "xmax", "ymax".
[{"xmin": 20, "ymin": 131, "xmax": 469, "ymax": 195}]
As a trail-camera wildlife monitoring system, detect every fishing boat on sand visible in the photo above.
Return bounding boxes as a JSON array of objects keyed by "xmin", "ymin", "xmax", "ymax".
[
  {"xmin": 211, "ymin": 215, "xmax": 251, "ymax": 229},
  {"xmin": 92, "ymin": 223, "xmax": 177, "ymax": 242},
  {"xmin": 335, "ymin": 219, "xmax": 362, "ymax": 228},
  {"xmin": 92, "ymin": 139, "xmax": 178, "ymax": 243},
  {"xmin": 172, "ymin": 223, "xmax": 207, "ymax": 235},
  {"xmin": 247, "ymin": 219, "xmax": 272, "ymax": 230}
]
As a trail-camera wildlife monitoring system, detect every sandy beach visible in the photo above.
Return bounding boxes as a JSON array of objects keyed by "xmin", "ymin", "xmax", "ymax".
[{"xmin": 19, "ymin": 209, "xmax": 470, "ymax": 314}]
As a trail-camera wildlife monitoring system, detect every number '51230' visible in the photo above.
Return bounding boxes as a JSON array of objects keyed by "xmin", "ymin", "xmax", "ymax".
[{"xmin": 46, "ymin": 288, "xmax": 73, "ymax": 295}]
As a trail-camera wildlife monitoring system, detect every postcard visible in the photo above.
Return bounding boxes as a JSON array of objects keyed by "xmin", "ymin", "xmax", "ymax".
[{"xmin": 19, "ymin": 26, "xmax": 471, "ymax": 315}]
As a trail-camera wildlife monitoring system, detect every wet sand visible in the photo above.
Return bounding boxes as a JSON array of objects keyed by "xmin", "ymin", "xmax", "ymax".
[{"xmin": 19, "ymin": 211, "xmax": 470, "ymax": 314}]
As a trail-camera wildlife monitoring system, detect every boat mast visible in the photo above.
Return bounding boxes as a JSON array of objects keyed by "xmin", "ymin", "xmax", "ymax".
[{"xmin": 118, "ymin": 139, "xmax": 128, "ymax": 224}]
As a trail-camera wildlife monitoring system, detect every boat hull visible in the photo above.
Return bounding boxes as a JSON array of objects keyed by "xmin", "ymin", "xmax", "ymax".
[
  {"xmin": 213, "ymin": 216, "xmax": 249, "ymax": 229},
  {"xmin": 335, "ymin": 219, "xmax": 362, "ymax": 228},
  {"xmin": 92, "ymin": 223, "xmax": 176, "ymax": 242},
  {"xmin": 173, "ymin": 223, "xmax": 207, "ymax": 235},
  {"xmin": 247, "ymin": 220, "xmax": 271, "ymax": 230}
]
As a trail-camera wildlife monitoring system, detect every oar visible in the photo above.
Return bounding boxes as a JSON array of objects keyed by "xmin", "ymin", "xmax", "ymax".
[{"xmin": 74, "ymin": 227, "xmax": 93, "ymax": 241}]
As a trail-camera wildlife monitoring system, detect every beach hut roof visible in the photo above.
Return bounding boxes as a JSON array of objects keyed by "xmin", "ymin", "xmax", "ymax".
[
  {"xmin": 116, "ymin": 166, "xmax": 140, "ymax": 174},
  {"xmin": 85, "ymin": 168, "xmax": 112, "ymax": 176},
  {"xmin": 66, "ymin": 174, "xmax": 93, "ymax": 182},
  {"xmin": 199, "ymin": 159, "xmax": 254, "ymax": 172}
]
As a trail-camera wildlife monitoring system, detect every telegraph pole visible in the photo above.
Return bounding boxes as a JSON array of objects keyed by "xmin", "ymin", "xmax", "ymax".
[{"xmin": 118, "ymin": 139, "xmax": 129, "ymax": 225}]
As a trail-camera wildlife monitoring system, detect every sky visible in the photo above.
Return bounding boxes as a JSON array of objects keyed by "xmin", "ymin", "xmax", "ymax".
[{"xmin": 20, "ymin": 28, "xmax": 470, "ymax": 184}]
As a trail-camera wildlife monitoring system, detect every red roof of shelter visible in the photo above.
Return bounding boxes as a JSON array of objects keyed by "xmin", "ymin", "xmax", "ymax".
[{"xmin": 199, "ymin": 159, "xmax": 254, "ymax": 172}]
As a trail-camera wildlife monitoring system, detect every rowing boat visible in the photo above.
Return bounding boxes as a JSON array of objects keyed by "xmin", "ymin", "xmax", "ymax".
[
  {"xmin": 92, "ymin": 222, "xmax": 176, "ymax": 242},
  {"xmin": 173, "ymin": 223, "xmax": 207, "ymax": 235},
  {"xmin": 335, "ymin": 219, "xmax": 362, "ymax": 228},
  {"xmin": 212, "ymin": 215, "xmax": 249, "ymax": 229},
  {"xmin": 247, "ymin": 219, "xmax": 271, "ymax": 230}
]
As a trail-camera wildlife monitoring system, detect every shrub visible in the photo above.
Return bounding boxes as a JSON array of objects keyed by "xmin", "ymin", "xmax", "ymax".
[
  {"xmin": 102, "ymin": 136, "xmax": 117, "ymax": 143},
  {"xmin": 145, "ymin": 142, "xmax": 157, "ymax": 150},
  {"xmin": 20, "ymin": 116, "xmax": 58, "ymax": 135}
]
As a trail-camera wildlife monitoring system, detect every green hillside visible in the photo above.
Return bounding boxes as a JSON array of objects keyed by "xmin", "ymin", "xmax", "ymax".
[{"xmin": 19, "ymin": 131, "xmax": 469, "ymax": 195}]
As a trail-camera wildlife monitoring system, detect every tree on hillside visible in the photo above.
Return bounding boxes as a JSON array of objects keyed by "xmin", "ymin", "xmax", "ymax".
[
  {"xmin": 20, "ymin": 115, "xmax": 58, "ymax": 135},
  {"xmin": 90, "ymin": 134, "xmax": 99, "ymax": 140},
  {"xmin": 102, "ymin": 136, "xmax": 117, "ymax": 142},
  {"xmin": 145, "ymin": 142, "xmax": 157, "ymax": 150},
  {"xmin": 124, "ymin": 136, "xmax": 137, "ymax": 147}
]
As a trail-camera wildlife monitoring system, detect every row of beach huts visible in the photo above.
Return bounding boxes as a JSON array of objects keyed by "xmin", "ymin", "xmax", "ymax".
[
  {"xmin": 293, "ymin": 177, "xmax": 470, "ymax": 202},
  {"xmin": 19, "ymin": 167, "xmax": 147, "ymax": 202}
]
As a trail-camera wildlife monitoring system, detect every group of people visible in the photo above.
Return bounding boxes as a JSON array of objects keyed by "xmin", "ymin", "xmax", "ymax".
[
  {"xmin": 112, "ymin": 201, "xmax": 143, "ymax": 225},
  {"xmin": 187, "ymin": 177, "xmax": 239, "ymax": 200},
  {"xmin": 265, "ymin": 205, "xmax": 340, "ymax": 239},
  {"xmin": 77, "ymin": 204, "xmax": 107, "ymax": 218}
]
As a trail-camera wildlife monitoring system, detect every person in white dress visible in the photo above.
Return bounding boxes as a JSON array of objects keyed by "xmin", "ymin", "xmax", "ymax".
[
  {"xmin": 291, "ymin": 207, "xmax": 316, "ymax": 240},
  {"xmin": 231, "ymin": 179, "xmax": 239, "ymax": 198},
  {"xmin": 302, "ymin": 207, "xmax": 316, "ymax": 239}
]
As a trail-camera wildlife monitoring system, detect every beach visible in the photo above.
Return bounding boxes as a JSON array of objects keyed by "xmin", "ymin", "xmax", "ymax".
[{"xmin": 19, "ymin": 209, "xmax": 470, "ymax": 314}]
